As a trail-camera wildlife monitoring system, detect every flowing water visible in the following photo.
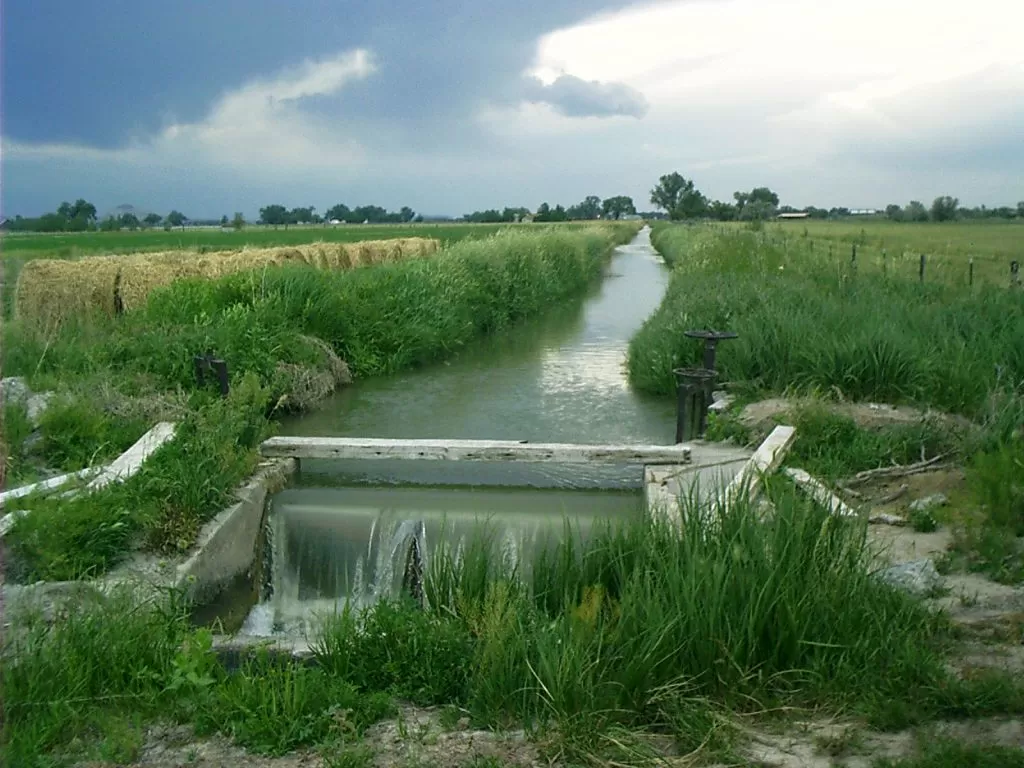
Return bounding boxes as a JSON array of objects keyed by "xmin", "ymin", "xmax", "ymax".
[{"xmin": 241, "ymin": 227, "xmax": 677, "ymax": 635}]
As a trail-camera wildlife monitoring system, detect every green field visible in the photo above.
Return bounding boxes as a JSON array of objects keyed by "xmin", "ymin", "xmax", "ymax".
[
  {"xmin": 0, "ymin": 222, "xmax": 512, "ymax": 255},
  {"xmin": 763, "ymin": 219, "xmax": 1024, "ymax": 287}
]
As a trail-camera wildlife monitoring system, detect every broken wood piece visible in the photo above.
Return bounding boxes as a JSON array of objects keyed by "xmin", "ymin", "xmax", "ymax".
[
  {"xmin": 86, "ymin": 422, "xmax": 177, "ymax": 490},
  {"xmin": 783, "ymin": 467, "xmax": 857, "ymax": 517},
  {"xmin": 869, "ymin": 513, "xmax": 907, "ymax": 526},
  {"xmin": 874, "ymin": 484, "xmax": 910, "ymax": 506},
  {"xmin": 723, "ymin": 425, "xmax": 796, "ymax": 508},
  {"xmin": 845, "ymin": 454, "xmax": 950, "ymax": 485},
  {"xmin": 0, "ymin": 468, "xmax": 103, "ymax": 536}
]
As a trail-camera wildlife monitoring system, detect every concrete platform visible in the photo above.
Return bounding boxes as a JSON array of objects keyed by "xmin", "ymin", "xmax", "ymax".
[{"xmin": 644, "ymin": 441, "xmax": 752, "ymax": 525}]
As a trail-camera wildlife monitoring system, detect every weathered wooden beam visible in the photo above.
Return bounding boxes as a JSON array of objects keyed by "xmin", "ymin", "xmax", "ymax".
[
  {"xmin": 86, "ymin": 422, "xmax": 177, "ymax": 490},
  {"xmin": 0, "ymin": 422, "xmax": 177, "ymax": 539},
  {"xmin": 259, "ymin": 437, "xmax": 693, "ymax": 465},
  {"xmin": 723, "ymin": 425, "xmax": 796, "ymax": 507},
  {"xmin": 783, "ymin": 467, "xmax": 857, "ymax": 518}
]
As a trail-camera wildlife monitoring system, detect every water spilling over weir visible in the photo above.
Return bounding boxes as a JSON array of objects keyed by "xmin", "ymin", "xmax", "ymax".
[
  {"xmin": 236, "ymin": 227, "xmax": 681, "ymax": 636},
  {"xmin": 243, "ymin": 485, "xmax": 643, "ymax": 636}
]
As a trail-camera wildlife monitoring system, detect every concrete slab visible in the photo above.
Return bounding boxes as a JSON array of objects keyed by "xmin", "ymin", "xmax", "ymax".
[{"xmin": 645, "ymin": 442, "xmax": 751, "ymax": 525}]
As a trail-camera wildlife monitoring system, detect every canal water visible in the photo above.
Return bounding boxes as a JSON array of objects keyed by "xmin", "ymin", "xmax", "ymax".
[{"xmin": 242, "ymin": 226, "xmax": 677, "ymax": 635}]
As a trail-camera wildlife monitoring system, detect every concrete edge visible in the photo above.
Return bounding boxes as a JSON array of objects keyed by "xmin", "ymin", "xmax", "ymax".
[{"xmin": 2, "ymin": 458, "xmax": 297, "ymax": 622}]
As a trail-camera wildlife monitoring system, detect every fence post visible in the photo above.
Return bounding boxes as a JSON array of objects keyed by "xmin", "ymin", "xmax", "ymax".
[
  {"xmin": 1012, "ymin": 261, "xmax": 1020, "ymax": 289},
  {"xmin": 851, "ymin": 243, "xmax": 857, "ymax": 275},
  {"xmin": 969, "ymin": 257, "xmax": 974, "ymax": 287},
  {"xmin": 882, "ymin": 248, "xmax": 887, "ymax": 276},
  {"xmin": 919, "ymin": 254, "xmax": 926, "ymax": 284}
]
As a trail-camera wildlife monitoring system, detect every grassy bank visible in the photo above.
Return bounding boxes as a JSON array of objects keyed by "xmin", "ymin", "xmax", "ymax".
[
  {"xmin": 2, "ymin": 223, "xmax": 638, "ymax": 581},
  {"xmin": 6, "ymin": 488, "xmax": 1019, "ymax": 766},
  {"xmin": 630, "ymin": 223, "xmax": 1024, "ymax": 581},
  {"xmin": 628, "ymin": 224, "xmax": 1024, "ymax": 417}
]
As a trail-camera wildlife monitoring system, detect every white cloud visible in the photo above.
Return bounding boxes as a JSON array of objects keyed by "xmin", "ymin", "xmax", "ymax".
[{"xmin": 4, "ymin": 49, "xmax": 376, "ymax": 175}]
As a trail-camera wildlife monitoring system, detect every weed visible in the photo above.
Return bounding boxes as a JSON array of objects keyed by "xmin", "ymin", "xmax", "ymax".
[
  {"xmin": 323, "ymin": 744, "xmax": 376, "ymax": 768},
  {"xmin": 910, "ymin": 508, "xmax": 940, "ymax": 533}
]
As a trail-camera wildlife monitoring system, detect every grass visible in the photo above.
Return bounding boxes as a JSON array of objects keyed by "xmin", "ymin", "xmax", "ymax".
[
  {"xmin": 628, "ymin": 224, "xmax": 1024, "ymax": 418},
  {"xmin": 1, "ymin": 224, "xmax": 638, "ymax": 581},
  {"xmin": 875, "ymin": 739, "xmax": 1024, "ymax": 767},
  {"xmin": 629, "ymin": 222, "xmax": 1024, "ymax": 586},
  {"xmin": 6, "ymin": 488, "xmax": 1023, "ymax": 765}
]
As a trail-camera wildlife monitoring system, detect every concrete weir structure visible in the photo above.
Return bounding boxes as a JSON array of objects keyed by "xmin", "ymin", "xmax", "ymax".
[{"xmin": 3, "ymin": 430, "xmax": 801, "ymax": 644}]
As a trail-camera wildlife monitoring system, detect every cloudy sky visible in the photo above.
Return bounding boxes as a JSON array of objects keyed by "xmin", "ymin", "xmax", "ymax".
[{"xmin": 3, "ymin": 0, "xmax": 1022, "ymax": 218}]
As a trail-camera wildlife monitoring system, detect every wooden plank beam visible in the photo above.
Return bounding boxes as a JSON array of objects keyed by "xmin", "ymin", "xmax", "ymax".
[
  {"xmin": 723, "ymin": 425, "xmax": 796, "ymax": 507},
  {"xmin": 260, "ymin": 436, "xmax": 693, "ymax": 465},
  {"xmin": 0, "ymin": 422, "xmax": 177, "ymax": 539},
  {"xmin": 86, "ymin": 422, "xmax": 177, "ymax": 490},
  {"xmin": 783, "ymin": 467, "xmax": 857, "ymax": 518}
]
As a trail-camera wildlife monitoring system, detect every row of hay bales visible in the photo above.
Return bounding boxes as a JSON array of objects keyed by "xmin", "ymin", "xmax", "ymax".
[{"xmin": 14, "ymin": 237, "xmax": 441, "ymax": 328}]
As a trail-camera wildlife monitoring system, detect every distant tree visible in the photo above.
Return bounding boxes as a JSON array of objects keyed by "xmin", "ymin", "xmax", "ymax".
[
  {"xmin": 119, "ymin": 213, "xmax": 140, "ymax": 230},
  {"xmin": 57, "ymin": 201, "xmax": 74, "ymax": 220},
  {"xmin": 708, "ymin": 200, "xmax": 737, "ymax": 221},
  {"xmin": 399, "ymin": 206, "xmax": 416, "ymax": 223},
  {"xmin": 232, "ymin": 212, "xmax": 246, "ymax": 230},
  {"xmin": 70, "ymin": 199, "xmax": 97, "ymax": 222},
  {"xmin": 289, "ymin": 206, "xmax": 315, "ymax": 225},
  {"xmin": 930, "ymin": 196, "xmax": 959, "ymax": 222},
  {"xmin": 550, "ymin": 204, "xmax": 568, "ymax": 222},
  {"xmin": 220, "ymin": 215, "xmax": 229, "ymax": 226},
  {"xmin": 805, "ymin": 206, "xmax": 829, "ymax": 219},
  {"xmin": 413, "ymin": 214, "xmax": 424, "ymax": 223},
  {"xmin": 326, "ymin": 203, "xmax": 351, "ymax": 222},
  {"xmin": 651, "ymin": 172, "xmax": 707, "ymax": 220},
  {"xmin": 567, "ymin": 195, "xmax": 602, "ymax": 220},
  {"xmin": 885, "ymin": 203, "xmax": 904, "ymax": 221},
  {"xmin": 534, "ymin": 202, "xmax": 553, "ymax": 222},
  {"xmin": 353, "ymin": 205, "xmax": 387, "ymax": 223},
  {"xmin": 829, "ymin": 207, "xmax": 852, "ymax": 218},
  {"xmin": 734, "ymin": 187, "xmax": 779, "ymax": 220},
  {"xmin": 144, "ymin": 213, "xmax": 163, "ymax": 228},
  {"xmin": 259, "ymin": 205, "xmax": 289, "ymax": 228},
  {"xmin": 99, "ymin": 215, "xmax": 120, "ymax": 232},
  {"xmin": 465, "ymin": 209, "xmax": 504, "ymax": 223},
  {"xmin": 166, "ymin": 210, "xmax": 187, "ymax": 229},
  {"xmin": 601, "ymin": 196, "xmax": 636, "ymax": 220},
  {"xmin": 502, "ymin": 206, "xmax": 531, "ymax": 222},
  {"xmin": 904, "ymin": 201, "xmax": 928, "ymax": 222},
  {"xmin": 1018, "ymin": 201, "xmax": 1024, "ymax": 219}
]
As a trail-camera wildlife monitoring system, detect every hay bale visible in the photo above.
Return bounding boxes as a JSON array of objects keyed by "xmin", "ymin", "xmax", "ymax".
[{"xmin": 15, "ymin": 257, "xmax": 123, "ymax": 328}]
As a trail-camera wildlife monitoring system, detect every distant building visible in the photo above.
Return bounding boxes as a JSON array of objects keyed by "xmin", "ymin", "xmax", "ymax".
[
  {"xmin": 849, "ymin": 209, "xmax": 880, "ymax": 216},
  {"xmin": 777, "ymin": 212, "xmax": 809, "ymax": 219}
]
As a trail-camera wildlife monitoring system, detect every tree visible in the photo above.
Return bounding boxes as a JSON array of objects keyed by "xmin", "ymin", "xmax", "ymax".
[
  {"xmin": 502, "ymin": 206, "xmax": 530, "ymax": 222},
  {"xmin": 534, "ymin": 202, "xmax": 553, "ymax": 222},
  {"xmin": 1018, "ymin": 201, "xmax": 1024, "ymax": 219},
  {"xmin": 220, "ymin": 215, "xmax": 229, "ymax": 226},
  {"xmin": 904, "ymin": 201, "xmax": 928, "ymax": 222},
  {"xmin": 708, "ymin": 200, "xmax": 737, "ymax": 221},
  {"xmin": 144, "ymin": 213, "xmax": 163, "ymax": 228},
  {"xmin": 601, "ymin": 196, "xmax": 636, "ymax": 220},
  {"xmin": 734, "ymin": 187, "xmax": 780, "ymax": 220},
  {"xmin": 232, "ymin": 212, "xmax": 246, "ymax": 230},
  {"xmin": 166, "ymin": 210, "xmax": 187, "ymax": 229},
  {"xmin": 885, "ymin": 204, "xmax": 904, "ymax": 222},
  {"xmin": 930, "ymin": 196, "xmax": 959, "ymax": 222},
  {"xmin": 259, "ymin": 205, "xmax": 288, "ymax": 228},
  {"xmin": 399, "ymin": 206, "xmax": 416, "ymax": 223},
  {"xmin": 567, "ymin": 195, "xmax": 602, "ymax": 220},
  {"xmin": 651, "ymin": 173, "xmax": 707, "ymax": 220},
  {"xmin": 57, "ymin": 201, "xmax": 74, "ymax": 219},
  {"xmin": 119, "ymin": 212, "xmax": 140, "ymax": 230},
  {"xmin": 289, "ymin": 206, "xmax": 315, "ymax": 225},
  {"xmin": 70, "ymin": 199, "xmax": 97, "ymax": 222},
  {"xmin": 99, "ymin": 215, "xmax": 120, "ymax": 232},
  {"xmin": 326, "ymin": 203, "xmax": 351, "ymax": 222}
]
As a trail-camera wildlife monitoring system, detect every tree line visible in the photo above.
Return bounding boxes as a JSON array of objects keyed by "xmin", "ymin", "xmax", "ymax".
[
  {"xmin": 4, "ymin": 201, "xmax": 192, "ymax": 233},
  {"xmin": 647, "ymin": 172, "xmax": 1024, "ymax": 223},
  {"xmin": 7, "ymin": 188, "xmax": 1023, "ymax": 233}
]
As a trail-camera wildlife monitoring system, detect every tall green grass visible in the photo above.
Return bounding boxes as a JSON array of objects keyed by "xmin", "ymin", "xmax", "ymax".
[
  {"xmin": 1, "ymin": 225, "xmax": 636, "ymax": 580},
  {"xmin": 8, "ymin": 488, "xmax": 1018, "ymax": 765},
  {"xmin": 628, "ymin": 225, "xmax": 1024, "ymax": 417}
]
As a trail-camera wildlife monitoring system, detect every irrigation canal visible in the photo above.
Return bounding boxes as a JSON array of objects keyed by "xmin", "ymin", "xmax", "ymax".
[{"xmin": 241, "ymin": 226, "xmax": 681, "ymax": 635}]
